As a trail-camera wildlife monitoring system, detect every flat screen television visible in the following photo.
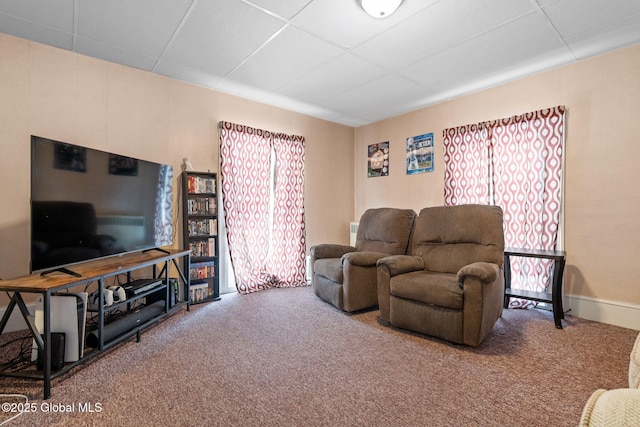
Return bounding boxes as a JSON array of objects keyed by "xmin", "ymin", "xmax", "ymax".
[{"xmin": 30, "ymin": 135, "xmax": 174, "ymax": 273}]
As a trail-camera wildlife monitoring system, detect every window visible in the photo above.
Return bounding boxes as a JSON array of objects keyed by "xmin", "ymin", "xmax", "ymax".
[
  {"xmin": 443, "ymin": 106, "xmax": 566, "ymax": 305},
  {"xmin": 218, "ymin": 122, "xmax": 307, "ymax": 294}
]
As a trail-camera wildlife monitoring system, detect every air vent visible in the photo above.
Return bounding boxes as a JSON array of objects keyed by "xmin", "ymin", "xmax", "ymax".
[{"xmin": 350, "ymin": 222, "xmax": 359, "ymax": 247}]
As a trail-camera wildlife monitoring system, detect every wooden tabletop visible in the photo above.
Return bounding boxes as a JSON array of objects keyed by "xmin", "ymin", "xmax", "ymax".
[{"xmin": 0, "ymin": 249, "xmax": 189, "ymax": 293}]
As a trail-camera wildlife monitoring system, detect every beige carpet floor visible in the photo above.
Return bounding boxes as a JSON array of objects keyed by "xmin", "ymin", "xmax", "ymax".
[{"xmin": 1, "ymin": 285, "xmax": 637, "ymax": 426}]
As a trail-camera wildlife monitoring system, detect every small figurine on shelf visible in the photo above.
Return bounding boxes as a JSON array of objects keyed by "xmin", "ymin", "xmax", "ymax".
[{"xmin": 182, "ymin": 157, "xmax": 194, "ymax": 172}]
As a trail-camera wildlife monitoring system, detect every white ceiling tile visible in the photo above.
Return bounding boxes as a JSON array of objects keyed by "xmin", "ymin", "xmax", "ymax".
[
  {"xmin": 245, "ymin": 0, "xmax": 313, "ymax": 20},
  {"xmin": 543, "ymin": 0, "xmax": 640, "ymax": 39},
  {"xmin": 75, "ymin": 37, "xmax": 159, "ymax": 71},
  {"xmin": 1, "ymin": 0, "xmax": 640, "ymax": 126},
  {"xmin": 353, "ymin": 0, "xmax": 536, "ymax": 70},
  {"xmin": 214, "ymin": 77, "xmax": 347, "ymax": 122},
  {"xmin": 320, "ymin": 75, "xmax": 426, "ymax": 122},
  {"xmin": 422, "ymin": 48, "xmax": 572, "ymax": 107},
  {"xmin": 278, "ymin": 53, "xmax": 386, "ymax": 104},
  {"xmin": 0, "ymin": 0, "xmax": 74, "ymax": 31},
  {"xmin": 563, "ymin": 14, "xmax": 640, "ymax": 59},
  {"xmin": 161, "ymin": 0, "xmax": 286, "ymax": 77},
  {"xmin": 401, "ymin": 12, "xmax": 568, "ymax": 88},
  {"xmin": 227, "ymin": 25, "xmax": 344, "ymax": 91},
  {"xmin": 292, "ymin": 0, "xmax": 438, "ymax": 49},
  {"xmin": 154, "ymin": 61, "xmax": 223, "ymax": 89},
  {"xmin": 77, "ymin": 0, "xmax": 193, "ymax": 57},
  {"xmin": 329, "ymin": 114, "xmax": 370, "ymax": 128},
  {"xmin": 0, "ymin": 14, "xmax": 72, "ymax": 49}
]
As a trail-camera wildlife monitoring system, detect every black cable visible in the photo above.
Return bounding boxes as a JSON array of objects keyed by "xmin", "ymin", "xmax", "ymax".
[{"xmin": 0, "ymin": 333, "xmax": 35, "ymax": 372}]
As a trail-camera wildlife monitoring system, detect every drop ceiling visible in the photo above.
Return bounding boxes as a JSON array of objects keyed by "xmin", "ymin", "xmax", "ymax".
[{"xmin": 1, "ymin": 0, "xmax": 640, "ymax": 127}]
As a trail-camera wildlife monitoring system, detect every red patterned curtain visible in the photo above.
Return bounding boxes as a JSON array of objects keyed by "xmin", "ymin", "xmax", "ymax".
[
  {"xmin": 219, "ymin": 122, "xmax": 307, "ymax": 294},
  {"xmin": 443, "ymin": 124, "xmax": 492, "ymax": 205},
  {"xmin": 270, "ymin": 133, "xmax": 307, "ymax": 287},
  {"xmin": 443, "ymin": 106, "xmax": 566, "ymax": 306},
  {"xmin": 491, "ymin": 107, "xmax": 565, "ymax": 306}
]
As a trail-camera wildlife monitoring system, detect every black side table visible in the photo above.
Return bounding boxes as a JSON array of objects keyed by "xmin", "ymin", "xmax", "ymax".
[{"xmin": 503, "ymin": 247, "xmax": 567, "ymax": 329}]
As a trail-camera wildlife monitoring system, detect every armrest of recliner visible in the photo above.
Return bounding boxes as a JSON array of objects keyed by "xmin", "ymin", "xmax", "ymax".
[
  {"xmin": 376, "ymin": 255, "xmax": 424, "ymax": 324},
  {"xmin": 377, "ymin": 255, "xmax": 424, "ymax": 277},
  {"xmin": 459, "ymin": 261, "xmax": 504, "ymax": 347},
  {"xmin": 457, "ymin": 262, "xmax": 499, "ymax": 284},
  {"xmin": 342, "ymin": 251, "xmax": 389, "ymax": 267},
  {"xmin": 579, "ymin": 388, "xmax": 640, "ymax": 426},
  {"xmin": 310, "ymin": 243, "xmax": 356, "ymax": 260}
]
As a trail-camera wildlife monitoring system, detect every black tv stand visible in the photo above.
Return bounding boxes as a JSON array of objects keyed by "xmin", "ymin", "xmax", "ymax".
[
  {"xmin": 40, "ymin": 267, "xmax": 82, "ymax": 278},
  {"xmin": 0, "ymin": 249, "xmax": 191, "ymax": 399}
]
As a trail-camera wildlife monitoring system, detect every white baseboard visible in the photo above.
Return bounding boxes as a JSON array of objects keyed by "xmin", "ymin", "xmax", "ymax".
[
  {"xmin": 564, "ymin": 294, "xmax": 640, "ymax": 331},
  {"xmin": 0, "ymin": 303, "xmax": 34, "ymax": 333}
]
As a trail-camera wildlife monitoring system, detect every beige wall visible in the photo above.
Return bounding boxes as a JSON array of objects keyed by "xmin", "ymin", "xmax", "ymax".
[
  {"xmin": 3, "ymin": 30, "xmax": 639, "ymax": 328},
  {"xmin": 0, "ymin": 34, "xmax": 354, "ymax": 296},
  {"xmin": 355, "ymin": 43, "xmax": 640, "ymax": 318}
]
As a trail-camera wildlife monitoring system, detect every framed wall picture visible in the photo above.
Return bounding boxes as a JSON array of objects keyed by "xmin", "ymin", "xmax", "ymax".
[
  {"xmin": 54, "ymin": 142, "xmax": 86, "ymax": 172},
  {"xmin": 368, "ymin": 142, "xmax": 389, "ymax": 177},
  {"xmin": 109, "ymin": 154, "xmax": 138, "ymax": 176},
  {"xmin": 406, "ymin": 133, "xmax": 434, "ymax": 175}
]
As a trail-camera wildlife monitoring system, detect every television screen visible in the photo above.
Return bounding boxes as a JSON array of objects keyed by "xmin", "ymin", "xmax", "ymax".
[{"xmin": 30, "ymin": 135, "xmax": 174, "ymax": 273}]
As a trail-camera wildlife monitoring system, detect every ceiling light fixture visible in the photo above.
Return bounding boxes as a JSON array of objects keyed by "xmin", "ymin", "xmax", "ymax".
[{"xmin": 360, "ymin": 0, "xmax": 403, "ymax": 19}]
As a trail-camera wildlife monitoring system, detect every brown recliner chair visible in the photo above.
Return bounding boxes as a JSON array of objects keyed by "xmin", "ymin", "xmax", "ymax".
[
  {"xmin": 310, "ymin": 208, "xmax": 416, "ymax": 313},
  {"xmin": 377, "ymin": 204, "xmax": 505, "ymax": 347}
]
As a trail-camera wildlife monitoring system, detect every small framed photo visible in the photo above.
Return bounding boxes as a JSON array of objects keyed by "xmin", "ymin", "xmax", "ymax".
[
  {"xmin": 54, "ymin": 142, "xmax": 86, "ymax": 172},
  {"xmin": 109, "ymin": 154, "xmax": 138, "ymax": 176},
  {"xmin": 406, "ymin": 133, "xmax": 434, "ymax": 175},
  {"xmin": 368, "ymin": 142, "xmax": 389, "ymax": 177}
]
